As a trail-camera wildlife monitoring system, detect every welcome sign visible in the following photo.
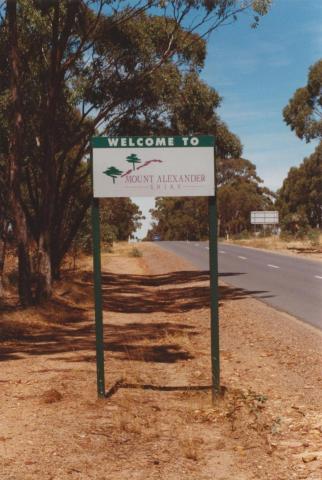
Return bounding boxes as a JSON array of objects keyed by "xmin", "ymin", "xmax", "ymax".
[
  {"xmin": 91, "ymin": 135, "xmax": 215, "ymax": 198},
  {"xmin": 91, "ymin": 134, "xmax": 220, "ymax": 398}
]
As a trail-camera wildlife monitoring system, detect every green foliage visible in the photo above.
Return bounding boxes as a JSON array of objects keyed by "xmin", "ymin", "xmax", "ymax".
[
  {"xmin": 102, "ymin": 198, "xmax": 144, "ymax": 241},
  {"xmin": 116, "ymin": 71, "xmax": 242, "ymax": 158},
  {"xmin": 72, "ymin": 198, "xmax": 143, "ymax": 256},
  {"xmin": 217, "ymin": 157, "xmax": 261, "ymax": 186},
  {"xmin": 170, "ymin": 72, "xmax": 242, "ymax": 158},
  {"xmin": 148, "ymin": 157, "xmax": 273, "ymax": 240},
  {"xmin": 307, "ymin": 229, "xmax": 320, "ymax": 247},
  {"xmin": 103, "ymin": 166, "xmax": 123, "ymax": 183},
  {"xmin": 126, "ymin": 154, "xmax": 141, "ymax": 170},
  {"xmin": 217, "ymin": 157, "xmax": 274, "ymax": 236},
  {"xmin": 149, "ymin": 197, "xmax": 209, "ymax": 241},
  {"xmin": 72, "ymin": 208, "xmax": 116, "ymax": 255},
  {"xmin": 281, "ymin": 60, "xmax": 322, "ymax": 238},
  {"xmin": 276, "ymin": 142, "xmax": 322, "ymax": 231},
  {"xmin": 218, "ymin": 178, "xmax": 273, "ymax": 236},
  {"xmin": 0, "ymin": 0, "xmax": 271, "ymax": 297},
  {"xmin": 283, "ymin": 59, "xmax": 322, "ymax": 142},
  {"xmin": 0, "ymin": 2, "xmax": 209, "ymax": 281},
  {"xmin": 215, "ymin": 122, "xmax": 242, "ymax": 159},
  {"xmin": 279, "ymin": 211, "xmax": 310, "ymax": 239}
]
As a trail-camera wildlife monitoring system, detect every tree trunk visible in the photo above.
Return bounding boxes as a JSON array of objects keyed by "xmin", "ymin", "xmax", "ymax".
[
  {"xmin": 36, "ymin": 2, "xmax": 60, "ymax": 299},
  {"xmin": 7, "ymin": 0, "xmax": 33, "ymax": 306},
  {"xmin": 51, "ymin": 255, "xmax": 61, "ymax": 281},
  {"xmin": 0, "ymin": 235, "xmax": 6, "ymax": 298},
  {"xmin": 50, "ymin": 194, "xmax": 92, "ymax": 281},
  {"xmin": 35, "ymin": 233, "xmax": 52, "ymax": 301}
]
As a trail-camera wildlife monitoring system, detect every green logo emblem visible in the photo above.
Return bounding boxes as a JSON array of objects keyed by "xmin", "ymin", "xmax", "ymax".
[
  {"xmin": 126, "ymin": 153, "xmax": 141, "ymax": 170},
  {"xmin": 103, "ymin": 154, "xmax": 162, "ymax": 183},
  {"xmin": 103, "ymin": 166, "xmax": 123, "ymax": 184}
]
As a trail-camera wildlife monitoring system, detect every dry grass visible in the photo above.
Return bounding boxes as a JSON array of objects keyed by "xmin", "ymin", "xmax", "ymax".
[
  {"xmin": 0, "ymin": 309, "xmax": 58, "ymax": 341},
  {"xmin": 115, "ymin": 411, "xmax": 143, "ymax": 435},
  {"xmin": 41, "ymin": 388, "xmax": 63, "ymax": 404},
  {"xmin": 108, "ymin": 241, "xmax": 135, "ymax": 257},
  {"xmin": 118, "ymin": 328, "xmax": 193, "ymax": 385},
  {"xmin": 180, "ymin": 432, "xmax": 203, "ymax": 461},
  {"xmin": 227, "ymin": 234, "xmax": 322, "ymax": 258},
  {"xmin": 121, "ymin": 356, "xmax": 154, "ymax": 384},
  {"xmin": 1, "ymin": 242, "xmax": 322, "ymax": 480},
  {"xmin": 0, "ymin": 293, "xmax": 89, "ymax": 342},
  {"xmin": 128, "ymin": 247, "xmax": 143, "ymax": 258}
]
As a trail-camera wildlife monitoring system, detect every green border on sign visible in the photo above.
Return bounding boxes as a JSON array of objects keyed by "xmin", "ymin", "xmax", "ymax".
[
  {"xmin": 91, "ymin": 135, "xmax": 214, "ymax": 148},
  {"xmin": 90, "ymin": 134, "xmax": 220, "ymax": 400}
]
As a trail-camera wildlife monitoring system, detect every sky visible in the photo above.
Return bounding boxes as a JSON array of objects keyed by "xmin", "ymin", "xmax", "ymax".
[{"xmin": 134, "ymin": 0, "xmax": 322, "ymax": 238}]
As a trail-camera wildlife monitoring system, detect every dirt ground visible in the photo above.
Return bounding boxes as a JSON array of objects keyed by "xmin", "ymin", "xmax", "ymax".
[{"xmin": 1, "ymin": 243, "xmax": 321, "ymax": 480}]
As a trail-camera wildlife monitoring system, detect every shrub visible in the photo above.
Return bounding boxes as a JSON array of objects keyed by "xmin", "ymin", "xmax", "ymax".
[
  {"xmin": 280, "ymin": 211, "xmax": 310, "ymax": 238},
  {"xmin": 129, "ymin": 247, "xmax": 142, "ymax": 258},
  {"xmin": 307, "ymin": 229, "xmax": 320, "ymax": 247}
]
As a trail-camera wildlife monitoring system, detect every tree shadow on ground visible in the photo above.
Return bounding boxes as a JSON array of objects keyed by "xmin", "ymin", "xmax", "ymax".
[
  {"xmin": 0, "ymin": 320, "xmax": 195, "ymax": 363},
  {"xmin": 104, "ymin": 379, "xmax": 215, "ymax": 399},
  {"xmin": 0, "ymin": 269, "xmax": 272, "ymax": 363},
  {"xmin": 80, "ymin": 270, "xmax": 273, "ymax": 314}
]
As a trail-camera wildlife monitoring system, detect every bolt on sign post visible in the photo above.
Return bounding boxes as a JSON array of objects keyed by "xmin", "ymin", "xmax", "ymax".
[{"xmin": 91, "ymin": 135, "xmax": 220, "ymax": 398}]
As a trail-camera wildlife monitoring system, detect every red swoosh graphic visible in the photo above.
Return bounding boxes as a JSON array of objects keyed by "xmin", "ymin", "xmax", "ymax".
[{"xmin": 121, "ymin": 159, "xmax": 163, "ymax": 177}]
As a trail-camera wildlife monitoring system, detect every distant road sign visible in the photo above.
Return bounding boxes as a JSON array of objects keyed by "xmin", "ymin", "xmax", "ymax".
[{"xmin": 251, "ymin": 211, "xmax": 279, "ymax": 225}]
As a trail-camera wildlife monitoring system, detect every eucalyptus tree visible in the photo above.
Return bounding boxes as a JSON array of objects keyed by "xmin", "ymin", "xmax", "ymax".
[
  {"xmin": 149, "ymin": 157, "xmax": 273, "ymax": 240},
  {"xmin": 276, "ymin": 142, "xmax": 322, "ymax": 231},
  {"xmin": 280, "ymin": 59, "xmax": 322, "ymax": 232},
  {"xmin": 283, "ymin": 59, "xmax": 322, "ymax": 142},
  {"xmin": 0, "ymin": 153, "xmax": 9, "ymax": 298},
  {"xmin": 1, "ymin": 0, "xmax": 271, "ymax": 303},
  {"xmin": 217, "ymin": 158, "xmax": 273, "ymax": 235},
  {"xmin": 6, "ymin": 0, "xmax": 33, "ymax": 304}
]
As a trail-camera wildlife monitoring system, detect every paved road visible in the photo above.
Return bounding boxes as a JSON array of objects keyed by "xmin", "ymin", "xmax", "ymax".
[{"xmin": 157, "ymin": 241, "xmax": 322, "ymax": 330}]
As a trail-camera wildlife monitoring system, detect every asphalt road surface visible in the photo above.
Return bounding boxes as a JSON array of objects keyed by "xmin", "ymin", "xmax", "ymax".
[{"xmin": 157, "ymin": 241, "xmax": 322, "ymax": 330}]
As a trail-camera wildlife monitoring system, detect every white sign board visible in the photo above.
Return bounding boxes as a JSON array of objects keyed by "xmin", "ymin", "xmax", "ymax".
[
  {"xmin": 251, "ymin": 211, "xmax": 279, "ymax": 225},
  {"xmin": 92, "ymin": 136, "xmax": 215, "ymax": 198}
]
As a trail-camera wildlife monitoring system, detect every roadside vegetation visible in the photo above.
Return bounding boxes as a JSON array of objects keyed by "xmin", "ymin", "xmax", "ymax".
[
  {"xmin": 225, "ymin": 59, "xmax": 322, "ymax": 253},
  {"xmin": 224, "ymin": 234, "xmax": 322, "ymax": 261},
  {"xmin": 147, "ymin": 59, "xmax": 322, "ymax": 247},
  {"xmin": 0, "ymin": 0, "xmax": 271, "ymax": 307},
  {"xmin": 1, "ymin": 3, "xmax": 322, "ymax": 479},
  {"xmin": 146, "ymin": 157, "xmax": 274, "ymax": 241}
]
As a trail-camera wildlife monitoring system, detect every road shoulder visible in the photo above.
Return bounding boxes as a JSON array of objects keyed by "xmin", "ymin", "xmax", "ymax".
[
  {"xmin": 221, "ymin": 240, "xmax": 322, "ymax": 263},
  {"xmin": 1, "ymin": 242, "xmax": 321, "ymax": 480}
]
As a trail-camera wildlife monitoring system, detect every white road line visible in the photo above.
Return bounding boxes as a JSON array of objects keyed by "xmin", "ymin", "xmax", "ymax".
[
  {"xmin": 205, "ymin": 246, "xmax": 209, "ymax": 250},
  {"xmin": 238, "ymin": 256, "xmax": 247, "ymax": 260},
  {"xmin": 267, "ymin": 264, "xmax": 280, "ymax": 269},
  {"xmin": 315, "ymin": 275, "xmax": 322, "ymax": 280},
  {"xmin": 219, "ymin": 250, "xmax": 226, "ymax": 254}
]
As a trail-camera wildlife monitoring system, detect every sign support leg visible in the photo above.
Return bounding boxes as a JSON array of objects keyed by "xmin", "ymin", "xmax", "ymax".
[
  {"xmin": 208, "ymin": 195, "xmax": 220, "ymax": 399},
  {"xmin": 91, "ymin": 197, "xmax": 106, "ymax": 398}
]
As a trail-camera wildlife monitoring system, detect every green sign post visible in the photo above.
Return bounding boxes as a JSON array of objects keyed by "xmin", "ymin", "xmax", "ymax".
[{"xmin": 91, "ymin": 135, "xmax": 220, "ymax": 399}]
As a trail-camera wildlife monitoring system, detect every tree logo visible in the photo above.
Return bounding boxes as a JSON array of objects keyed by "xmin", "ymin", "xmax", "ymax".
[
  {"xmin": 103, "ymin": 166, "xmax": 123, "ymax": 183},
  {"xmin": 126, "ymin": 153, "xmax": 141, "ymax": 170},
  {"xmin": 103, "ymin": 154, "xmax": 162, "ymax": 184}
]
